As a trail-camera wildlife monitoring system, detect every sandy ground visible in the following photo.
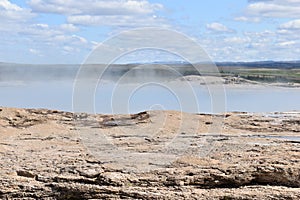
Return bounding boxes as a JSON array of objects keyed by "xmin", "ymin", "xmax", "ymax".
[{"xmin": 0, "ymin": 107, "xmax": 299, "ymax": 199}]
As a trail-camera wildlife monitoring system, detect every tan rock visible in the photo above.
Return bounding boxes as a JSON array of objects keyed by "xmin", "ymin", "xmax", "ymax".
[{"xmin": 0, "ymin": 107, "xmax": 299, "ymax": 199}]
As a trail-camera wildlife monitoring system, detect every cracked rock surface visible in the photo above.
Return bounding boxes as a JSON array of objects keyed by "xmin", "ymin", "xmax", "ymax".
[{"xmin": 0, "ymin": 107, "xmax": 299, "ymax": 199}]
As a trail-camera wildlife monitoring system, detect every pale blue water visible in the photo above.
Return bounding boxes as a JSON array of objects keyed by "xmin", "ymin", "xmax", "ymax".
[{"xmin": 1, "ymin": 80, "xmax": 299, "ymax": 114}]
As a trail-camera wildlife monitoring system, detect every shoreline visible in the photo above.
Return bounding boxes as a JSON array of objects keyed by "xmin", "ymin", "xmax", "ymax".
[{"xmin": 2, "ymin": 75, "xmax": 300, "ymax": 88}]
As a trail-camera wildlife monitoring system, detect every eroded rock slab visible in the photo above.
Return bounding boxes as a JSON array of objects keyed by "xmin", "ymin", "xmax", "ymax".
[{"xmin": 0, "ymin": 107, "xmax": 299, "ymax": 199}]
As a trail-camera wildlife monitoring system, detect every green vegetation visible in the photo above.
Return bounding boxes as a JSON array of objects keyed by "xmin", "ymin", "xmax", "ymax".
[{"xmin": 219, "ymin": 67, "xmax": 300, "ymax": 83}]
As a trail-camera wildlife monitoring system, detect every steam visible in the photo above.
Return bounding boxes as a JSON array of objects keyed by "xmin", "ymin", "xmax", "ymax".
[{"xmin": 0, "ymin": 63, "xmax": 79, "ymax": 83}]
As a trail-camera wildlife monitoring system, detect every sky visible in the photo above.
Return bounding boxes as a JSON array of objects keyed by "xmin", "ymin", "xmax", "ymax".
[{"xmin": 0, "ymin": 0, "xmax": 300, "ymax": 64}]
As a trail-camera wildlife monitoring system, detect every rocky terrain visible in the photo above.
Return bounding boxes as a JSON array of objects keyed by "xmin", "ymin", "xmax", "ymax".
[{"xmin": 0, "ymin": 107, "xmax": 300, "ymax": 199}]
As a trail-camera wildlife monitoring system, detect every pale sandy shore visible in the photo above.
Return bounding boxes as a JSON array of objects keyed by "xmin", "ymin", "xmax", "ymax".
[
  {"xmin": 0, "ymin": 107, "xmax": 299, "ymax": 199},
  {"xmin": 174, "ymin": 75, "xmax": 300, "ymax": 88}
]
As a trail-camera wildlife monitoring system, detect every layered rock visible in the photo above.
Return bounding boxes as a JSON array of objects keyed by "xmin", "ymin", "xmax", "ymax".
[{"xmin": 0, "ymin": 107, "xmax": 299, "ymax": 199}]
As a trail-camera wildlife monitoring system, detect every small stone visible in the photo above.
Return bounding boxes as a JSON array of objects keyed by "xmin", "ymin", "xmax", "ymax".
[
  {"xmin": 17, "ymin": 170, "xmax": 36, "ymax": 178},
  {"xmin": 79, "ymin": 169, "xmax": 102, "ymax": 178},
  {"xmin": 35, "ymin": 175, "xmax": 51, "ymax": 182},
  {"xmin": 225, "ymin": 114, "xmax": 231, "ymax": 118}
]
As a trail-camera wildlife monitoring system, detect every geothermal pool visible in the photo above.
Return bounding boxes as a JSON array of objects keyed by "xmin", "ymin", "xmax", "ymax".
[{"xmin": 1, "ymin": 80, "xmax": 299, "ymax": 114}]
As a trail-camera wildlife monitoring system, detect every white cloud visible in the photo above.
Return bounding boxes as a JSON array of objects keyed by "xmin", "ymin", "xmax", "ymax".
[
  {"xmin": 277, "ymin": 41, "xmax": 297, "ymax": 47},
  {"xmin": 276, "ymin": 19, "xmax": 300, "ymax": 43},
  {"xmin": 244, "ymin": 30, "xmax": 275, "ymax": 37},
  {"xmin": 246, "ymin": 0, "xmax": 300, "ymax": 18},
  {"xmin": 0, "ymin": 0, "xmax": 98, "ymax": 63},
  {"xmin": 197, "ymin": 25, "xmax": 300, "ymax": 62},
  {"xmin": 234, "ymin": 16, "xmax": 260, "ymax": 23},
  {"xmin": 71, "ymin": 35, "xmax": 88, "ymax": 44},
  {"xmin": 22, "ymin": 23, "xmax": 62, "ymax": 38},
  {"xmin": 206, "ymin": 22, "xmax": 235, "ymax": 33},
  {"xmin": 67, "ymin": 14, "xmax": 167, "ymax": 27},
  {"xmin": 0, "ymin": 0, "xmax": 34, "ymax": 22},
  {"xmin": 52, "ymin": 34, "xmax": 88, "ymax": 46},
  {"xmin": 60, "ymin": 24, "xmax": 79, "ymax": 32},
  {"xmin": 279, "ymin": 19, "xmax": 300, "ymax": 29},
  {"xmin": 0, "ymin": 0, "xmax": 34, "ymax": 21},
  {"xmin": 1, "ymin": 0, "xmax": 299, "ymax": 63},
  {"xmin": 91, "ymin": 41, "xmax": 99, "ymax": 50},
  {"xmin": 29, "ymin": 48, "xmax": 41, "ymax": 55},
  {"xmin": 234, "ymin": 0, "xmax": 300, "ymax": 26},
  {"xmin": 62, "ymin": 45, "xmax": 80, "ymax": 54},
  {"xmin": 28, "ymin": 0, "xmax": 166, "ymax": 28},
  {"xmin": 28, "ymin": 0, "xmax": 163, "ymax": 15},
  {"xmin": 0, "ymin": 0, "xmax": 168, "ymax": 64},
  {"xmin": 34, "ymin": 23, "xmax": 49, "ymax": 29},
  {"xmin": 0, "ymin": 0, "xmax": 22, "ymax": 11},
  {"xmin": 224, "ymin": 37, "xmax": 251, "ymax": 44}
]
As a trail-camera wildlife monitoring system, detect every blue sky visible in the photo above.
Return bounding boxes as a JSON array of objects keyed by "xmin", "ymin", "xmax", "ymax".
[{"xmin": 0, "ymin": 0, "xmax": 300, "ymax": 64}]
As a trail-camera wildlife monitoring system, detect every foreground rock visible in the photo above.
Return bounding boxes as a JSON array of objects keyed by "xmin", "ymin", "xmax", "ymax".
[{"xmin": 0, "ymin": 107, "xmax": 299, "ymax": 199}]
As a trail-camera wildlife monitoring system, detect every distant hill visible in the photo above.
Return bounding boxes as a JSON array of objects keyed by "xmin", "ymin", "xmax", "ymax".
[
  {"xmin": 123, "ymin": 60, "xmax": 300, "ymax": 69},
  {"xmin": 215, "ymin": 61, "xmax": 300, "ymax": 69},
  {"xmin": 1, "ymin": 61, "xmax": 300, "ymax": 83}
]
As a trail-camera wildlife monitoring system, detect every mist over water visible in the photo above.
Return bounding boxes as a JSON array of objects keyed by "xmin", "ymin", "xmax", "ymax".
[{"xmin": 0, "ymin": 63, "xmax": 299, "ymax": 114}]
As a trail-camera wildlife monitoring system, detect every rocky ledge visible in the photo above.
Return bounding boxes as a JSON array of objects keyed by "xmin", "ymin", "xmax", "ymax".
[{"xmin": 0, "ymin": 107, "xmax": 299, "ymax": 199}]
